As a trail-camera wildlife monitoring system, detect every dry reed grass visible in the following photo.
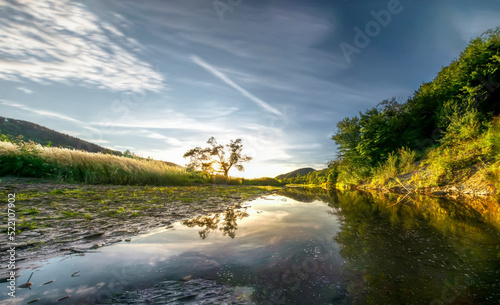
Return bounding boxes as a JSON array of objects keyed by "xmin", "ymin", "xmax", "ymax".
[{"xmin": 0, "ymin": 141, "xmax": 192, "ymax": 185}]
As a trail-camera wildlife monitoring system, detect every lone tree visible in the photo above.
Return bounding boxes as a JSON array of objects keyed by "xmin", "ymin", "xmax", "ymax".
[{"xmin": 183, "ymin": 137, "xmax": 252, "ymax": 178}]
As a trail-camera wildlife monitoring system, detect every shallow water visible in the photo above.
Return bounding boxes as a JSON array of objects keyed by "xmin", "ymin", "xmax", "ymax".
[{"xmin": 2, "ymin": 189, "xmax": 499, "ymax": 304}]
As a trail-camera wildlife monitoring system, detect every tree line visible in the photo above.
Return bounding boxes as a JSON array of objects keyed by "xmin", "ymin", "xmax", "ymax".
[{"xmin": 327, "ymin": 27, "xmax": 500, "ymax": 187}]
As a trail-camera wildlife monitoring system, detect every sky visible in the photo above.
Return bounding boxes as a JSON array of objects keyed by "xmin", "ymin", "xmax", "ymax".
[{"xmin": 0, "ymin": 0, "xmax": 499, "ymax": 178}]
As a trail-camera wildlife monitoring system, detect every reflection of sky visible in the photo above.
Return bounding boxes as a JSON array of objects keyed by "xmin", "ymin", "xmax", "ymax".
[{"xmin": 1, "ymin": 195, "xmax": 343, "ymax": 304}]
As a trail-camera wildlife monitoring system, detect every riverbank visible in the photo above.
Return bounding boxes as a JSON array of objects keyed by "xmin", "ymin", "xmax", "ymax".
[
  {"xmin": 0, "ymin": 177, "xmax": 280, "ymax": 280},
  {"xmin": 354, "ymin": 161, "xmax": 499, "ymax": 199}
]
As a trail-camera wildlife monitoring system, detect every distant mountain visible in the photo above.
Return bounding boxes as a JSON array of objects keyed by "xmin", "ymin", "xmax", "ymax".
[
  {"xmin": 0, "ymin": 116, "xmax": 121, "ymax": 154},
  {"xmin": 276, "ymin": 167, "xmax": 316, "ymax": 180}
]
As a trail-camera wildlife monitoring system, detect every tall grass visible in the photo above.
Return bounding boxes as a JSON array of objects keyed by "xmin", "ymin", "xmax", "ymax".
[
  {"xmin": 355, "ymin": 115, "xmax": 498, "ymax": 189},
  {"xmin": 0, "ymin": 140, "xmax": 196, "ymax": 185},
  {"xmin": 422, "ymin": 117, "xmax": 497, "ymax": 187},
  {"xmin": 336, "ymin": 163, "xmax": 370, "ymax": 188},
  {"xmin": 370, "ymin": 152, "xmax": 399, "ymax": 186},
  {"xmin": 369, "ymin": 148, "xmax": 418, "ymax": 186},
  {"xmin": 398, "ymin": 147, "xmax": 418, "ymax": 173}
]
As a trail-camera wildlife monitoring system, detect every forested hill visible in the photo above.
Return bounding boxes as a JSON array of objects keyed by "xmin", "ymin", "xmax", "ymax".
[
  {"xmin": 0, "ymin": 116, "xmax": 120, "ymax": 154},
  {"xmin": 276, "ymin": 167, "xmax": 316, "ymax": 180}
]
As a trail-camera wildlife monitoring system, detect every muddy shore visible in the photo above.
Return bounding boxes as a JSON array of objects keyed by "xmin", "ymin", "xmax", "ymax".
[{"xmin": 0, "ymin": 177, "xmax": 279, "ymax": 280}]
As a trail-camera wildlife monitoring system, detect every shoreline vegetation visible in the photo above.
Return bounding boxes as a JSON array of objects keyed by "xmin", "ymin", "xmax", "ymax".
[
  {"xmin": 0, "ymin": 137, "xmax": 282, "ymax": 187},
  {"xmin": 280, "ymin": 28, "xmax": 500, "ymax": 199}
]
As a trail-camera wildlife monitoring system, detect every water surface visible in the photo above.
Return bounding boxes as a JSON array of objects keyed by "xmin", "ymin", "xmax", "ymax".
[{"xmin": 2, "ymin": 188, "xmax": 499, "ymax": 304}]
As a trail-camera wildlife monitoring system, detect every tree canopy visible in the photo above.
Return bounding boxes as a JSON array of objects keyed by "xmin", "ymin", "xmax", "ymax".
[{"xmin": 183, "ymin": 137, "xmax": 252, "ymax": 178}]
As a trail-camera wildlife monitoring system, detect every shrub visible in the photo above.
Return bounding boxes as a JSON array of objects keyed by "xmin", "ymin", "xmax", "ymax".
[
  {"xmin": 370, "ymin": 152, "xmax": 398, "ymax": 186},
  {"xmin": 422, "ymin": 121, "xmax": 496, "ymax": 186},
  {"xmin": 242, "ymin": 177, "xmax": 283, "ymax": 186},
  {"xmin": 440, "ymin": 108, "xmax": 486, "ymax": 146},
  {"xmin": 337, "ymin": 163, "xmax": 369, "ymax": 186},
  {"xmin": 398, "ymin": 147, "xmax": 418, "ymax": 173}
]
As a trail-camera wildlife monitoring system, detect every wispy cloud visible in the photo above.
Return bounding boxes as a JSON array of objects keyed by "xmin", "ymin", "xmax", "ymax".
[
  {"xmin": 90, "ymin": 117, "xmax": 225, "ymax": 133},
  {"xmin": 0, "ymin": 99, "xmax": 104, "ymax": 133},
  {"xmin": 16, "ymin": 87, "xmax": 33, "ymax": 94},
  {"xmin": 190, "ymin": 55, "xmax": 283, "ymax": 117},
  {"xmin": 0, "ymin": 0, "xmax": 164, "ymax": 92},
  {"xmin": 1, "ymin": 99, "xmax": 80, "ymax": 123}
]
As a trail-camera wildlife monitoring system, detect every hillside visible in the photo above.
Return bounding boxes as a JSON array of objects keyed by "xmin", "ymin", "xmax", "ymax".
[
  {"xmin": 0, "ymin": 116, "xmax": 120, "ymax": 154},
  {"xmin": 0, "ymin": 116, "xmax": 183, "ymax": 168},
  {"xmin": 276, "ymin": 167, "xmax": 316, "ymax": 179},
  {"xmin": 327, "ymin": 27, "xmax": 500, "ymax": 195}
]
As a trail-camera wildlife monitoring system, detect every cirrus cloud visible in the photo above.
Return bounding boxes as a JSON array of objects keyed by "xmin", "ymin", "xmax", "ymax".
[{"xmin": 0, "ymin": 0, "xmax": 165, "ymax": 92}]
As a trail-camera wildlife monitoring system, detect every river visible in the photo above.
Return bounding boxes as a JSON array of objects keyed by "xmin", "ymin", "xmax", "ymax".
[{"xmin": 2, "ymin": 188, "xmax": 499, "ymax": 304}]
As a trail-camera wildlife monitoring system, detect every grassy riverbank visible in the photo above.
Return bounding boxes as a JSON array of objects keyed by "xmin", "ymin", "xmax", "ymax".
[
  {"xmin": 0, "ymin": 139, "xmax": 282, "ymax": 186},
  {"xmin": 0, "ymin": 139, "xmax": 193, "ymax": 185},
  {"xmin": 355, "ymin": 117, "xmax": 500, "ymax": 196}
]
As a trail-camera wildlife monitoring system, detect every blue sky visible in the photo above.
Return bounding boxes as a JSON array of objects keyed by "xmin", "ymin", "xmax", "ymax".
[{"xmin": 0, "ymin": 0, "xmax": 499, "ymax": 178}]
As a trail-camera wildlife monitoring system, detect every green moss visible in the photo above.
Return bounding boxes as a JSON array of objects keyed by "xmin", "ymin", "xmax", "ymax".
[
  {"xmin": 20, "ymin": 207, "xmax": 40, "ymax": 215},
  {"xmin": 49, "ymin": 189, "xmax": 65, "ymax": 195},
  {"xmin": 61, "ymin": 211, "xmax": 79, "ymax": 218}
]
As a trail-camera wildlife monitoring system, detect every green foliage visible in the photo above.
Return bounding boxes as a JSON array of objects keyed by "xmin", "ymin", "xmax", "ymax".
[
  {"xmin": 331, "ymin": 116, "xmax": 363, "ymax": 164},
  {"xmin": 371, "ymin": 152, "xmax": 399, "ymax": 185},
  {"xmin": 211, "ymin": 175, "xmax": 242, "ymax": 185},
  {"xmin": 242, "ymin": 177, "xmax": 283, "ymax": 186},
  {"xmin": 331, "ymin": 27, "xmax": 500, "ymax": 187},
  {"xmin": 278, "ymin": 167, "xmax": 335, "ymax": 186},
  {"xmin": 398, "ymin": 147, "xmax": 418, "ymax": 174},
  {"xmin": 184, "ymin": 137, "xmax": 252, "ymax": 178},
  {"xmin": 440, "ymin": 108, "xmax": 486, "ymax": 145},
  {"xmin": 420, "ymin": 122, "xmax": 496, "ymax": 187},
  {"xmin": 0, "ymin": 139, "xmax": 193, "ymax": 186},
  {"xmin": 0, "ymin": 117, "xmax": 122, "ymax": 154},
  {"xmin": 485, "ymin": 161, "xmax": 500, "ymax": 195},
  {"xmin": 0, "ymin": 140, "xmax": 57, "ymax": 177},
  {"xmin": 370, "ymin": 148, "xmax": 417, "ymax": 186},
  {"xmin": 336, "ymin": 162, "xmax": 368, "ymax": 186},
  {"xmin": 0, "ymin": 131, "xmax": 24, "ymax": 144}
]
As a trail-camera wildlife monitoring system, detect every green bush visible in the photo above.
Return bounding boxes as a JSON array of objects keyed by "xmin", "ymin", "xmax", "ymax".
[
  {"xmin": 0, "ymin": 141, "xmax": 57, "ymax": 177},
  {"xmin": 398, "ymin": 147, "xmax": 418, "ymax": 173},
  {"xmin": 242, "ymin": 177, "xmax": 283, "ymax": 186},
  {"xmin": 331, "ymin": 27, "xmax": 500, "ymax": 188},
  {"xmin": 440, "ymin": 108, "xmax": 486, "ymax": 146}
]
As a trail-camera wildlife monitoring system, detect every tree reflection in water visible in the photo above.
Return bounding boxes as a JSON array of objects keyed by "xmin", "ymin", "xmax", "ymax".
[
  {"xmin": 277, "ymin": 187, "xmax": 500, "ymax": 305},
  {"xmin": 182, "ymin": 207, "xmax": 249, "ymax": 239}
]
